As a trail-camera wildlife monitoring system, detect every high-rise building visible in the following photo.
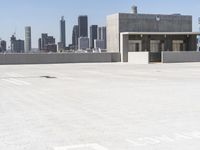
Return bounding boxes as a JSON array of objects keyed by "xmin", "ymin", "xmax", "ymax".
[
  {"xmin": 25, "ymin": 26, "xmax": 31, "ymax": 52},
  {"xmin": 78, "ymin": 15, "xmax": 88, "ymax": 37},
  {"xmin": 0, "ymin": 40, "xmax": 6, "ymax": 52},
  {"xmin": 39, "ymin": 33, "xmax": 57, "ymax": 52},
  {"xmin": 78, "ymin": 37, "xmax": 89, "ymax": 50},
  {"xmin": 10, "ymin": 35, "xmax": 24, "ymax": 53},
  {"xmin": 10, "ymin": 35, "xmax": 16, "ymax": 52},
  {"xmin": 97, "ymin": 26, "xmax": 107, "ymax": 49},
  {"xmin": 72, "ymin": 25, "xmax": 79, "ymax": 50},
  {"xmin": 89, "ymin": 25, "xmax": 98, "ymax": 49},
  {"xmin": 60, "ymin": 16, "xmax": 66, "ymax": 48},
  {"xmin": 38, "ymin": 38, "xmax": 41, "ymax": 51}
]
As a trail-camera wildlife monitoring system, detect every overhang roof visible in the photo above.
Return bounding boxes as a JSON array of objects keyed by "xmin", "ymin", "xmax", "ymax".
[{"xmin": 121, "ymin": 32, "xmax": 200, "ymax": 35}]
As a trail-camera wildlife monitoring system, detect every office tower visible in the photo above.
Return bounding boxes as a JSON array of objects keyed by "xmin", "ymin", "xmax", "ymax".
[
  {"xmin": 39, "ymin": 33, "xmax": 57, "ymax": 52},
  {"xmin": 89, "ymin": 25, "xmax": 98, "ymax": 49},
  {"xmin": 10, "ymin": 35, "xmax": 24, "ymax": 53},
  {"xmin": 78, "ymin": 37, "xmax": 89, "ymax": 50},
  {"xmin": 38, "ymin": 38, "xmax": 41, "ymax": 50},
  {"xmin": 60, "ymin": 16, "xmax": 66, "ymax": 48},
  {"xmin": 97, "ymin": 26, "xmax": 107, "ymax": 49},
  {"xmin": 25, "ymin": 26, "xmax": 32, "ymax": 52},
  {"xmin": 94, "ymin": 39, "xmax": 105, "ymax": 50},
  {"xmin": 78, "ymin": 15, "xmax": 88, "ymax": 37},
  {"xmin": 0, "ymin": 40, "xmax": 6, "ymax": 52},
  {"xmin": 10, "ymin": 35, "xmax": 16, "ymax": 52},
  {"xmin": 72, "ymin": 25, "xmax": 79, "ymax": 50}
]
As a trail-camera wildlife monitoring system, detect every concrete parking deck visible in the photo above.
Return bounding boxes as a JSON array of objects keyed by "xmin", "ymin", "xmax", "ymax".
[{"xmin": 0, "ymin": 63, "xmax": 200, "ymax": 150}]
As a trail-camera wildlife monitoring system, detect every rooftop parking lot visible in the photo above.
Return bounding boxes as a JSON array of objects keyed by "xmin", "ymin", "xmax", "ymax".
[{"xmin": 0, "ymin": 63, "xmax": 200, "ymax": 150}]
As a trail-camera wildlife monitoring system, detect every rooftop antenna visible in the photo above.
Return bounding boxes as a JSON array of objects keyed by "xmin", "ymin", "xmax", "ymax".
[{"xmin": 131, "ymin": 0, "xmax": 138, "ymax": 14}]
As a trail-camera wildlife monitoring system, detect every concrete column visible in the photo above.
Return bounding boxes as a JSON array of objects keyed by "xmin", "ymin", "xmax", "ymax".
[
  {"xmin": 142, "ymin": 35, "xmax": 150, "ymax": 51},
  {"xmin": 120, "ymin": 34, "xmax": 129, "ymax": 62},
  {"xmin": 164, "ymin": 36, "xmax": 172, "ymax": 51}
]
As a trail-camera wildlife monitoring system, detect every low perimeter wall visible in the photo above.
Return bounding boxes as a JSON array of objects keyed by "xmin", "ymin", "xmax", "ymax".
[
  {"xmin": 0, "ymin": 53, "xmax": 121, "ymax": 65},
  {"xmin": 162, "ymin": 51, "xmax": 200, "ymax": 63},
  {"xmin": 128, "ymin": 52, "xmax": 149, "ymax": 64}
]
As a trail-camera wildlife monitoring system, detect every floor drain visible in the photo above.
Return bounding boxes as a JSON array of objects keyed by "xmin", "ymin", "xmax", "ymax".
[{"xmin": 40, "ymin": 76, "xmax": 56, "ymax": 79}]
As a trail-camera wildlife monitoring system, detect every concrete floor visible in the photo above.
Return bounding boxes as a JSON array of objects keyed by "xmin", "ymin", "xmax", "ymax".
[{"xmin": 0, "ymin": 63, "xmax": 200, "ymax": 150}]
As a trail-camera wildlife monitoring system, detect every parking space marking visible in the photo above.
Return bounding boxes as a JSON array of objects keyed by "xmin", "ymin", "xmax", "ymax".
[
  {"xmin": 54, "ymin": 143, "xmax": 108, "ymax": 150},
  {"xmin": 1, "ymin": 78, "xmax": 30, "ymax": 86}
]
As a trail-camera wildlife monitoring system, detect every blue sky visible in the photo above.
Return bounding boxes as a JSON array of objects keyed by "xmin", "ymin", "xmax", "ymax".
[{"xmin": 0, "ymin": 0, "xmax": 200, "ymax": 48}]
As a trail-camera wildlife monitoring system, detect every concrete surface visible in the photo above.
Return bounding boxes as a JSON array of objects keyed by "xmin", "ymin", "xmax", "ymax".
[
  {"xmin": 128, "ymin": 52, "xmax": 149, "ymax": 64},
  {"xmin": 0, "ymin": 53, "xmax": 121, "ymax": 65},
  {"xmin": 162, "ymin": 51, "xmax": 200, "ymax": 63},
  {"xmin": 0, "ymin": 63, "xmax": 200, "ymax": 150}
]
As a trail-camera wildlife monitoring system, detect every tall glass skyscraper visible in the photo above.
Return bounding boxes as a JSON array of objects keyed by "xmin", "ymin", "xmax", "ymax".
[
  {"xmin": 72, "ymin": 25, "xmax": 79, "ymax": 50},
  {"xmin": 78, "ymin": 16, "xmax": 88, "ymax": 37},
  {"xmin": 60, "ymin": 16, "xmax": 66, "ymax": 48},
  {"xmin": 90, "ymin": 25, "xmax": 98, "ymax": 49},
  {"xmin": 25, "ymin": 26, "xmax": 31, "ymax": 52}
]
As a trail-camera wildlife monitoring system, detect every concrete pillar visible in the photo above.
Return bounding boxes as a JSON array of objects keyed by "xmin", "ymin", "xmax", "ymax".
[
  {"xmin": 142, "ymin": 35, "xmax": 150, "ymax": 51},
  {"xmin": 120, "ymin": 34, "xmax": 129, "ymax": 62},
  {"xmin": 164, "ymin": 35, "xmax": 172, "ymax": 51}
]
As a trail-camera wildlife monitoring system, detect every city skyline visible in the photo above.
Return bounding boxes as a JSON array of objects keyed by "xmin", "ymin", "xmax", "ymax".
[{"xmin": 0, "ymin": 0, "xmax": 200, "ymax": 48}]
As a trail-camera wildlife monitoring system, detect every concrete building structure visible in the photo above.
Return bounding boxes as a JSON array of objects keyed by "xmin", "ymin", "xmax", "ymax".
[
  {"xmin": 78, "ymin": 15, "xmax": 88, "ymax": 38},
  {"xmin": 60, "ymin": 16, "xmax": 66, "ymax": 49},
  {"xmin": 97, "ymin": 26, "xmax": 107, "ymax": 49},
  {"xmin": 10, "ymin": 35, "xmax": 24, "ymax": 53},
  {"xmin": 25, "ymin": 26, "xmax": 32, "ymax": 53},
  {"xmin": 72, "ymin": 25, "xmax": 79, "ymax": 50},
  {"xmin": 90, "ymin": 25, "xmax": 98, "ymax": 49},
  {"xmin": 78, "ymin": 37, "xmax": 89, "ymax": 50},
  {"xmin": 107, "ymin": 11, "xmax": 200, "ymax": 62},
  {"xmin": 94, "ymin": 39, "xmax": 106, "ymax": 50},
  {"xmin": 0, "ymin": 40, "xmax": 6, "ymax": 52},
  {"xmin": 39, "ymin": 34, "xmax": 57, "ymax": 52}
]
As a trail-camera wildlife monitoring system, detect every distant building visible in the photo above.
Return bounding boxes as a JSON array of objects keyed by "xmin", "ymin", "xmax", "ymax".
[
  {"xmin": 78, "ymin": 37, "xmax": 89, "ymax": 50},
  {"xmin": 25, "ymin": 26, "xmax": 32, "ymax": 52},
  {"xmin": 57, "ymin": 42, "xmax": 65, "ymax": 52},
  {"xmin": 72, "ymin": 25, "xmax": 79, "ymax": 50},
  {"xmin": 94, "ymin": 39, "xmax": 106, "ymax": 50},
  {"xmin": 78, "ymin": 15, "xmax": 88, "ymax": 37},
  {"xmin": 97, "ymin": 26, "xmax": 107, "ymax": 49},
  {"xmin": 39, "ymin": 34, "xmax": 57, "ymax": 52},
  {"xmin": 10, "ymin": 35, "xmax": 24, "ymax": 53},
  {"xmin": 60, "ymin": 16, "xmax": 66, "ymax": 48},
  {"xmin": 90, "ymin": 25, "xmax": 98, "ymax": 49},
  {"xmin": 0, "ymin": 40, "xmax": 6, "ymax": 52},
  {"xmin": 38, "ymin": 38, "xmax": 41, "ymax": 51}
]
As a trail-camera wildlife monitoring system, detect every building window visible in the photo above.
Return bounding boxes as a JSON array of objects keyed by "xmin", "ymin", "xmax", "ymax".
[
  {"xmin": 128, "ymin": 40, "xmax": 142, "ymax": 52},
  {"xmin": 150, "ymin": 40, "xmax": 160, "ymax": 52},
  {"xmin": 172, "ymin": 40, "xmax": 184, "ymax": 51}
]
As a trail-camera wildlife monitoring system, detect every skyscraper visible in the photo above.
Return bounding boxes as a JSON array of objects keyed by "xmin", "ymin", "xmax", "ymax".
[
  {"xmin": 72, "ymin": 25, "xmax": 79, "ymax": 50},
  {"xmin": 25, "ymin": 26, "xmax": 32, "ymax": 52},
  {"xmin": 39, "ymin": 33, "xmax": 57, "ymax": 52},
  {"xmin": 78, "ymin": 15, "xmax": 88, "ymax": 37},
  {"xmin": 97, "ymin": 26, "xmax": 107, "ymax": 49},
  {"xmin": 10, "ymin": 34, "xmax": 24, "ymax": 53},
  {"xmin": 90, "ymin": 25, "xmax": 98, "ymax": 49},
  {"xmin": 0, "ymin": 40, "xmax": 6, "ymax": 52},
  {"xmin": 60, "ymin": 16, "xmax": 66, "ymax": 49}
]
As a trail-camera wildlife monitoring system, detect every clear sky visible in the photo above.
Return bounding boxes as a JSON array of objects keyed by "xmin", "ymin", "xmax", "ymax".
[{"xmin": 0, "ymin": 0, "xmax": 200, "ymax": 48}]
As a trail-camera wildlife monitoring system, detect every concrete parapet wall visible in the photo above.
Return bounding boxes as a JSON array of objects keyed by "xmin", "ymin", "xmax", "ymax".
[
  {"xmin": 162, "ymin": 51, "xmax": 200, "ymax": 63},
  {"xmin": 128, "ymin": 52, "xmax": 149, "ymax": 64},
  {"xmin": 0, "ymin": 53, "xmax": 121, "ymax": 65}
]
